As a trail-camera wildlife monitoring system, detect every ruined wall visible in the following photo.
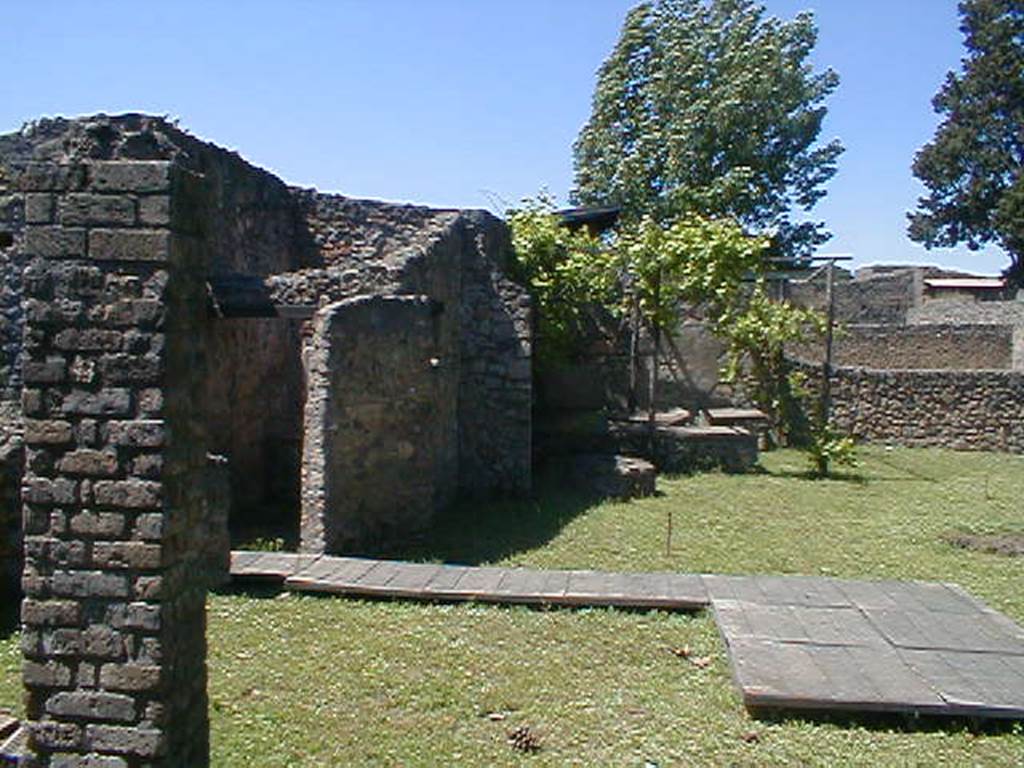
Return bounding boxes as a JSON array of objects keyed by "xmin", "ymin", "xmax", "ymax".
[
  {"xmin": 456, "ymin": 211, "xmax": 531, "ymax": 496},
  {"xmin": 284, "ymin": 194, "xmax": 531, "ymax": 501},
  {"xmin": 301, "ymin": 296, "xmax": 455, "ymax": 553},
  {"xmin": 786, "ymin": 268, "xmax": 920, "ymax": 324},
  {"xmin": 0, "ymin": 403, "xmax": 22, "ymax": 598},
  {"xmin": 14, "ymin": 158, "xmax": 214, "ymax": 765},
  {"xmin": 789, "ymin": 324, "xmax": 1015, "ymax": 371},
  {"xmin": 800, "ymin": 363, "xmax": 1024, "ymax": 453}
]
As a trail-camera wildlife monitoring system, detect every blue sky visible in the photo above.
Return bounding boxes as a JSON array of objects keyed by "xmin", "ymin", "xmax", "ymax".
[{"xmin": 1, "ymin": 1, "xmax": 1007, "ymax": 275}]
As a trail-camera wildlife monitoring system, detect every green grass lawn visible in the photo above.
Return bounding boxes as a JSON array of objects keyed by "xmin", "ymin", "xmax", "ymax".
[{"xmin": 2, "ymin": 446, "xmax": 1023, "ymax": 765}]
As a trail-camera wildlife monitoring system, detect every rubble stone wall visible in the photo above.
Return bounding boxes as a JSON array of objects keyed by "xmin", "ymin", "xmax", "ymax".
[
  {"xmin": 806, "ymin": 364, "xmax": 1024, "ymax": 453},
  {"xmin": 301, "ymin": 296, "xmax": 455, "ymax": 553},
  {"xmin": 789, "ymin": 324, "xmax": 1015, "ymax": 371},
  {"xmin": 15, "ymin": 159, "xmax": 214, "ymax": 766}
]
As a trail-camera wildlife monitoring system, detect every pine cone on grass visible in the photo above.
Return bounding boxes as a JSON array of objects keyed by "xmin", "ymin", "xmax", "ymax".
[{"xmin": 508, "ymin": 725, "xmax": 541, "ymax": 753}]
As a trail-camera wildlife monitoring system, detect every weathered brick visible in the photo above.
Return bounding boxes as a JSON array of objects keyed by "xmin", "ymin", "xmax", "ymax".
[
  {"xmin": 22, "ymin": 477, "xmax": 77, "ymax": 505},
  {"xmin": 24, "ymin": 419, "xmax": 74, "ymax": 445},
  {"xmin": 69, "ymin": 511, "xmax": 125, "ymax": 537},
  {"xmin": 47, "ymin": 691, "xmax": 136, "ymax": 723},
  {"xmin": 107, "ymin": 602, "xmax": 161, "ymax": 632},
  {"xmin": 15, "ymin": 162, "xmax": 86, "ymax": 192},
  {"xmin": 106, "ymin": 420, "xmax": 165, "ymax": 448},
  {"xmin": 25, "ymin": 297, "xmax": 85, "ymax": 324},
  {"xmin": 22, "ymin": 387, "xmax": 43, "ymax": 415},
  {"xmin": 51, "ymin": 570, "xmax": 130, "ymax": 599},
  {"xmin": 53, "ymin": 328, "xmax": 123, "ymax": 352},
  {"xmin": 24, "ymin": 226, "xmax": 87, "ymax": 258},
  {"xmin": 59, "ymin": 193, "xmax": 136, "ymax": 226},
  {"xmin": 137, "ymin": 195, "xmax": 170, "ymax": 226},
  {"xmin": 51, "ymin": 752, "xmax": 130, "ymax": 768},
  {"xmin": 92, "ymin": 541, "xmax": 162, "ymax": 570},
  {"xmin": 29, "ymin": 720, "xmax": 84, "ymax": 751},
  {"xmin": 25, "ymin": 193, "xmax": 55, "ymax": 223},
  {"xmin": 137, "ymin": 388, "xmax": 163, "ymax": 416},
  {"xmin": 58, "ymin": 449, "xmax": 120, "ymax": 477},
  {"xmin": 89, "ymin": 229, "xmax": 169, "ymax": 262},
  {"xmin": 40, "ymin": 628, "xmax": 82, "ymax": 656},
  {"xmin": 24, "ymin": 537, "xmax": 89, "ymax": 568},
  {"xmin": 81, "ymin": 626, "xmax": 126, "ymax": 660},
  {"xmin": 98, "ymin": 664, "xmax": 161, "ymax": 693},
  {"xmin": 99, "ymin": 353, "xmax": 162, "ymax": 385},
  {"xmin": 131, "ymin": 513, "xmax": 163, "ymax": 540},
  {"xmin": 132, "ymin": 576, "xmax": 162, "ymax": 600},
  {"xmin": 21, "ymin": 598, "xmax": 82, "ymax": 627},
  {"xmin": 22, "ymin": 659, "xmax": 73, "ymax": 687},
  {"xmin": 22, "ymin": 504, "xmax": 53, "ymax": 535},
  {"xmin": 91, "ymin": 299, "xmax": 164, "ymax": 328},
  {"xmin": 131, "ymin": 453, "xmax": 163, "ymax": 478},
  {"xmin": 22, "ymin": 357, "xmax": 67, "ymax": 384},
  {"xmin": 88, "ymin": 161, "xmax": 171, "ymax": 193},
  {"xmin": 60, "ymin": 388, "xmax": 132, "ymax": 416},
  {"xmin": 70, "ymin": 356, "xmax": 98, "ymax": 384},
  {"xmin": 93, "ymin": 480, "xmax": 162, "ymax": 510}
]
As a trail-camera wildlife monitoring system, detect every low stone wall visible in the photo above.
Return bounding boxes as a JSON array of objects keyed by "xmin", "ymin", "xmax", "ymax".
[
  {"xmin": 789, "ymin": 324, "xmax": 1015, "ymax": 371},
  {"xmin": 820, "ymin": 366, "xmax": 1024, "ymax": 453}
]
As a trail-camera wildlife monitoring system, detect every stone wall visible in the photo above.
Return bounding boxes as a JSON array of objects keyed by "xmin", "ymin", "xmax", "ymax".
[
  {"xmin": 301, "ymin": 296, "xmax": 456, "ymax": 553},
  {"xmin": 812, "ymin": 365, "xmax": 1024, "ymax": 453},
  {"xmin": 789, "ymin": 324, "xmax": 1015, "ymax": 371},
  {"xmin": 0, "ymin": 403, "xmax": 22, "ymax": 598},
  {"xmin": 907, "ymin": 295, "xmax": 1024, "ymax": 326},
  {"xmin": 13, "ymin": 158, "xmax": 215, "ymax": 765}
]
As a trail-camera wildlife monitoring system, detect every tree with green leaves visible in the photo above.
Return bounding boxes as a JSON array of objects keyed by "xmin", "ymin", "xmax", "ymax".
[
  {"xmin": 908, "ymin": 0, "xmax": 1024, "ymax": 287},
  {"xmin": 573, "ymin": 0, "xmax": 842, "ymax": 259}
]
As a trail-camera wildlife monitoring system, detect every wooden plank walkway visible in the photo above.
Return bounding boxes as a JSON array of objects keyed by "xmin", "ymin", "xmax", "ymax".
[{"xmin": 229, "ymin": 552, "xmax": 1024, "ymax": 720}]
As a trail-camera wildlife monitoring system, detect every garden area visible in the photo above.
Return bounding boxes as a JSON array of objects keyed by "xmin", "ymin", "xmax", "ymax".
[{"xmin": 3, "ymin": 445, "xmax": 1022, "ymax": 766}]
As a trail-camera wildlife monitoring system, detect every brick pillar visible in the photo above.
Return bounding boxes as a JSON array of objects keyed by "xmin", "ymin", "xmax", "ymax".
[{"xmin": 16, "ymin": 161, "xmax": 211, "ymax": 767}]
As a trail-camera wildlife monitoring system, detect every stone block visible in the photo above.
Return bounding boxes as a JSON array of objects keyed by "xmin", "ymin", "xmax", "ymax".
[
  {"xmin": 24, "ymin": 537, "xmax": 89, "ymax": 568},
  {"xmin": 51, "ymin": 753, "xmax": 130, "ymax": 767},
  {"xmin": 106, "ymin": 421, "xmax": 165, "ymax": 448},
  {"xmin": 24, "ymin": 419, "xmax": 74, "ymax": 445},
  {"xmin": 137, "ymin": 195, "xmax": 170, "ymax": 226},
  {"xmin": 97, "ymin": 664, "xmax": 161, "ymax": 693},
  {"xmin": 69, "ymin": 512, "xmax": 125, "ymax": 538},
  {"xmin": 60, "ymin": 389, "xmax": 132, "ymax": 417},
  {"xmin": 59, "ymin": 194, "xmax": 136, "ymax": 227},
  {"xmin": 22, "ymin": 659, "xmax": 73, "ymax": 687},
  {"xmin": 47, "ymin": 691, "xmax": 135, "ymax": 723},
  {"xmin": 15, "ymin": 163, "xmax": 86, "ymax": 192},
  {"xmin": 39, "ymin": 628, "xmax": 82, "ymax": 656},
  {"xmin": 132, "ymin": 576, "xmax": 162, "ymax": 600},
  {"xmin": 22, "ymin": 358, "xmax": 67, "ymax": 384},
  {"xmin": 58, "ymin": 450, "xmax": 119, "ymax": 477},
  {"xmin": 88, "ymin": 229, "xmax": 169, "ymax": 262},
  {"xmin": 50, "ymin": 570, "xmax": 129, "ymax": 599},
  {"xmin": 25, "ymin": 193, "xmax": 55, "ymax": 224},
  {"xmin": 98, "ymin": 354, "xmax": 162, "ymax": 385},
  {"xmin": 91, "ymin": 541, "xmax": 162, "ymax": 570},
  {"xmin": 21, "ymin": 599, "xmax": 82, "ymax": 627},
  {"xmin": 88, "ymin": 161, "xmax": 171, "ymax": 194},
  {"xmin": 53, "ymin": 329, "xmax": 123, "ymax": 352},
  {"xmin": 93, "ymin": 480, "xmax": 162, "ymax": 510},
  {"xmin": 83, "ymin": 724, "xmax": 163, "ymax": 758},
  {"xmin": 28, "ymin": 721, "xmax": 83, "ymax": 751},
  {"xmin": 22, "ymin": 477, "xmax": 77, "ymax": 505},
  {"xmin": 24, "ymin": 226, "xmax": 87, "ymax": 259},
  {"xmin": 107, "ymin": 602, "xmax": 161, "ymax": 632},
  {"xmin": 81, "ymin": 626, "xmax": 126, "ymax": 660}
]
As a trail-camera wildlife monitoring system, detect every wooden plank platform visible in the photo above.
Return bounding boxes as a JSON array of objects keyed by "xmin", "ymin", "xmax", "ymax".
[
  {"xmin": 229, "ymin": 553, "xmax": 1024, "ymax": 720},
  {"xmin": 237, "ymin": 553, "xmax": 712, "ymax": 610},
  {"xmin": 712, "ymin": 577, "xmax": 1024, "ymax": 719}
]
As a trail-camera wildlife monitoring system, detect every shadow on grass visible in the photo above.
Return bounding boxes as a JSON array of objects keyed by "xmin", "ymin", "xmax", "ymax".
[
  {"xmin": 751, "ymin": 706, "xmax": 1022, "ymax": 736},
  {"xmin": 353, "ymin": 471, "xmax": 604, "ymax": 566},
  {"xmin": 753, "ymin": 464, "xmax": 869, "ymax": 486}
]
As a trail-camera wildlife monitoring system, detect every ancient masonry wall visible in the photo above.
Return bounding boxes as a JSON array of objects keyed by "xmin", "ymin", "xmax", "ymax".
[
  {"xmin": 15, "ymin": 159, "xmax": 215, "ymax": 766},
  {"xmin": 789, "ymin": 323, "xmax": 1015, "ymax": 371},
  {"xmin": 806, "ymin": 365, "xmax": 1024, "ymax": 453}
]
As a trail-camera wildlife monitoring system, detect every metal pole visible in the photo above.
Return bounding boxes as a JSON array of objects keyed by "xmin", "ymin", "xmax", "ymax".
[{"xmin": 822, "ymin": 259, "xmax": 836, "ymax": 430}]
